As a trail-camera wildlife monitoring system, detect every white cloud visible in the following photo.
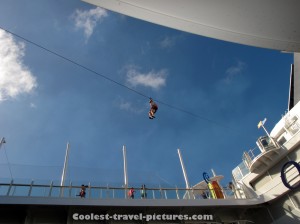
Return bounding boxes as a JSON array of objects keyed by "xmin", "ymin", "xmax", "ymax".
[
  {"xmin": 0, "ymin": 30, "xmax": 37, "ymax": 102},
  {"xmin": 72, "ymin": 7, "xmax": 108, "ymax": 39},
  {"xmin": 141, "ymin": 41, "xmax": 151, "ymax": 55},
  {"xmin": 160, "ymin": 36, "xmax": 174, "ymax": 48},
  {"xmin": 224, "ymin": 61, "xmax": 246, "ymax": 83},
  {"xmin": 126, "ymin": 67, "xmax": 167, "ymax": 90},
  {"xmin": 119, "ymin": 101, "xmax": 131, "ymax": 111},
  {"xmin": 114, "ymin": 97, "xmax": 145, "ymax": 114},
  {"xmin": 159, "ymin": 35, "xmax": 182, "ymax": 49},
  {"xmin": 30, "ymin": 103, "xmax": 37, "ymax": 108}
]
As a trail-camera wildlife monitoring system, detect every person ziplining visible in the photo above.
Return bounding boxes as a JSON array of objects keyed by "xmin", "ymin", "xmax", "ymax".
[
  {"xmin": 0, "ymin": 28, "xmax": 228, "ymax": 127},
  {"xmin": 148, "ymin": 98, "xmax": 158, "ymax": 119}
]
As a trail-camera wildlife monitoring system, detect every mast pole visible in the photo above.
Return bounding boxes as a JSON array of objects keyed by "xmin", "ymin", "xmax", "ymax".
[
  {"xmin": 0, "ymin": 137, "xmax": 13, "ymax": 179},
  {"xmin": 261, "ymin": 123, "xmax": 277, "ymax": 147},
  {"xmin": 60, "ymin": 142, "xmax": 70, "ymax": 196},
  {"xmin": 123, "ymin": 145, "xmax": 128, "ymax": 198},
  {"xmin": 0, "ymin": 137, "xmax": 5, "ymax": 148},
  {"xmin": 177, "ymin": 149, "xmax": 192, "ymax": 199},
  {"xmin": 258, "ymin": 118, "xmax": 277, "ymax": 147},
  {"xmin": 211, "ymin": 169, "xmax": 216, "ymax": 177}
]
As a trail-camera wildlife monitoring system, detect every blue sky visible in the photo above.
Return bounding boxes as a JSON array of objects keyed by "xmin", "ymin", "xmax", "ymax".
[{"xmin": 0, "ymin": 0, "xmax": 294, "ymax": 188}]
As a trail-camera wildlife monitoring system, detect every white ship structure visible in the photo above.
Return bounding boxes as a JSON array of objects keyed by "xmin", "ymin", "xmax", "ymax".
[{"xmin": 0, "ymin": 1, "xmax": 300, "ymax": 223}]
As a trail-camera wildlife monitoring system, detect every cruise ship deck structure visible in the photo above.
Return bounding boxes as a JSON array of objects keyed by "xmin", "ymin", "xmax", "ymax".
[{"xmin": 0, "ymin": 1, "xmax": 300, "ymax": 223}]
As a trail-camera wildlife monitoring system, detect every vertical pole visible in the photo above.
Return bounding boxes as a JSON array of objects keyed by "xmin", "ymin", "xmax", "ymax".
[
  {"xmin": 177, "ymin": 149, "xmax": 192, "ymax": 199},
  {"xmin": 259, "ymin": 119, "xmax": 277, "ymax": 147},
  {"xmin": 211, "ymin": 169, "xmax": 216, "ymax": 177},
  {"xmin": 262, "ymin": 124, "xmax": 271, "ymax": 139},
  {"xmin": 123, "ymin": 145, "xmax": 128, "ymax": 198},
  {"xmin": 261, "ymin": 124, "xmax": 277, "ymax": 147},
  {"xmin": 60, "ymin": 142, "xmax": 70, "ymax": 196},
  {"xmin": 0, "ymin": 137, "xmax": 13, "ymax": 179},
  {"xmin": 0, "ymin": 137, "xmax": 5, "ymax": 147}
]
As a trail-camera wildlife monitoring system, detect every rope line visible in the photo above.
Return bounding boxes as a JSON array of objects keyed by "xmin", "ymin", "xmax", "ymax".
[
  {"xmin": 0, "ymin": 26, "xmax": 229, "ymax": 128},
  {"xmin": 0, "ymin": 26, "xmax": 148, "ymax": 99},
  {"xmin": 2, "ymin": 144, "xmax": 13, "ymax": 180}
]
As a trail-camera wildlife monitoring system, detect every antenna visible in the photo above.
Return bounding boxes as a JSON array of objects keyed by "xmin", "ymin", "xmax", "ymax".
[
  {"xmin": 0, "ymin": 137, "xmax": 6, "ymax": 147},
  {"xmin": 60, "ymin": 142, "xmax": 70, "ymax": 196},
  {"xmin": 0, "ymin": 137, "xmax": 13, "ymax": 179},
  {"xmin": 258, "ymin": 118, "xmax": 277, "ymax": 147},
  {"xmin": 177, "ymin": 149, "xmax": 194, "ymax": 199},
  {"xmin": 123, "ymin": 145, "xmax": 128, "ymax": 198}
]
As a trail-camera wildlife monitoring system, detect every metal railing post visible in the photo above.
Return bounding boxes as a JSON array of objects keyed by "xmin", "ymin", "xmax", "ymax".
[
  {"xmin": 106, "ymin": 184, "xmax": 109, "ymax": 198},
  {"xmin": 6, "ymin": 179, "xmax": 13, "ymax": 196},
  {"xmin": 69, "ymin": 181, "xmax": 72, "ymax": 198},
  {"xmin": 48, "ymin": 181, "xmax": 53, "ymax": 197},
  {"xmin": 176, "ymin": 186, "xmax": 179, "ymax": 199},
  {"xmin": 88, "ymin": 183, "xmax": 91, "ymax": 199},
  {"xmin": 28, "ymin": 180, "xmax": 34, "ymax": 196}
]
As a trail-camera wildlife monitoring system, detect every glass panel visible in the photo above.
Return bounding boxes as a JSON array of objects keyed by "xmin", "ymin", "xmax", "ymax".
[
  {"xmin": 0, "ymin": 184, "xmax": 10, "ymax": 195},
  {"xmin": 88, "ymin": 187, "xmax": 100, "ymax": 199},
  {"xmin": 152, "ymin": 188, "xmax": 164, "ymax": 199},
  {"xmin": 50, "ymin": 186, "xmax": 61, "ymax": 197},
  {"xmin": 30, "ymin": 186, "xmax": 49, "ymax": 197},
  {"xmin": 239, "ymin": 162, "xmax": 250, "ymax": 176},
  {"xmin": 11, "ymin": 185, "xmax": 30, "ymax": 196},
  {"xmin": 284, "ymin": 115, "xmax": 300, "ymax": 136},
  {"xmin": 289, "ymin": 122, "xmax": 299, "ymax": 134},
  {"xmin": 0, "ymin": 180, "xmax": 258, "ymax": 200},
  {"xmin": 232, "ymin": 166, "xmax": 243, "ymax": 182},
  {"xmin": 278, "ymin": 136, "xmax": 287, "ymax": 145}
]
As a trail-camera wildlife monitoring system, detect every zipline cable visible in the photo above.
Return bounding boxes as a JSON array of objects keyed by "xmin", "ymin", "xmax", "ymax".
[
  {"xmin": 0, "ymin": 26, "xmax": 148, "ymax": 99},
  {"xmin": 0, "ymin": 26, "xmax": 230, "ymax": 129},
  {"xmin": 1, "ymin": 144, "xmax": 13, "ymax": 180}
]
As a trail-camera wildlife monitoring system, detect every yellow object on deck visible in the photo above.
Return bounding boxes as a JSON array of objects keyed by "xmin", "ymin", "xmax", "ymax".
[{"xmin": 208, "ymin": 181, "xmax": 224, "ymax": 199}]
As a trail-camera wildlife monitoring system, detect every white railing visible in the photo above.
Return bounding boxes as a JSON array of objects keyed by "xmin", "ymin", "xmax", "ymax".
[{"xmin": 0, "ymin": 180, "xmax": 240, "ymax": 200}]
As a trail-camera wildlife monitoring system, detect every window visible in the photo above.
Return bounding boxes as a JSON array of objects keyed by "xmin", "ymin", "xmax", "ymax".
[
  {"xmin": 285, "ymin": 116, "xmax": 300, "ymax": 135},
  {"xmin": 278, "ymin": 136, "xmax": 287, "ymax": 145}
]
